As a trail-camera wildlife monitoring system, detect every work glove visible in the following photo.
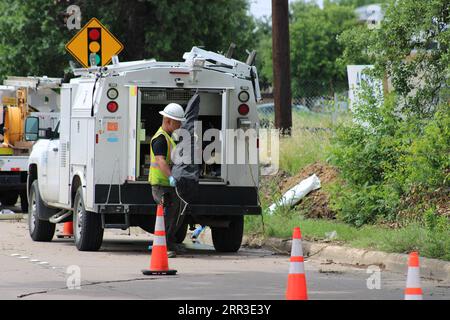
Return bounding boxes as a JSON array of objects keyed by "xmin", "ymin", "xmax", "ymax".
[{"xmin": 169, "ymin": 176, "xmax": 177, "ymax": 187}]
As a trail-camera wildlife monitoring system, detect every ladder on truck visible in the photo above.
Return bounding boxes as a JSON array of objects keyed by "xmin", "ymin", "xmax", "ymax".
[{"xmin": 3, "ymin": 76, "xmax": 62, "ymax": 90}]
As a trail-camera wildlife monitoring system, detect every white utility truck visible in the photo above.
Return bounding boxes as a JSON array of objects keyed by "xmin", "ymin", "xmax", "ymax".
[
  {"xmin": 25, "ymin": 47, "xmax": 262, "ymax": 252},
  {"xmin": 0, "ymin": 77, "xmax": 60, "ymax": 211}
]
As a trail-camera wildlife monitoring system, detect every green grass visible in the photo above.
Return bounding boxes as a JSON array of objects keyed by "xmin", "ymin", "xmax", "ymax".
[
  {"xmin": 279, "ymin": 128, "xmax": 331, "ymax": 175},
  {"xmin": 260, "ymin": 110, "xmax": 343, "ymax": 175},
  {"xmin": 245, "ymin": 214, "xmax": 450, "ymax": 261}
]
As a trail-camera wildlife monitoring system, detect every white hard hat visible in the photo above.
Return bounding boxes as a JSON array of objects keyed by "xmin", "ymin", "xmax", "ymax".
[{"xmin": 159, "ymin": 103, "xmax": 186, "ymax": 122}]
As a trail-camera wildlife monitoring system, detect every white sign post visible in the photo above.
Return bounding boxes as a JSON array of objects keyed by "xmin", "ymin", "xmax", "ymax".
[{"xmin": 347, "ymin": 65, "xmax": 384, "ymax": 111}]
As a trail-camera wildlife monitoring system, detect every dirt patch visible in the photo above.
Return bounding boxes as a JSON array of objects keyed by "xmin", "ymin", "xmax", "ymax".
[
  {"xmin": 261, "ymin": 162, "xmax": 339, "ymax": 220},
  {"xmin": 281, "ymin": 162, "xmax": 339, "ymax": 194},
  {"xmin": 300, "ymin": 189, "xmax": 336, "ymax": 220}
]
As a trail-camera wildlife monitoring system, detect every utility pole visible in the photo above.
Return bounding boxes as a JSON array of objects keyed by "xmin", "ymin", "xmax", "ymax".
[{"xmin": 272, "ymin": 0, "xmax": 292, "ymax": 135}]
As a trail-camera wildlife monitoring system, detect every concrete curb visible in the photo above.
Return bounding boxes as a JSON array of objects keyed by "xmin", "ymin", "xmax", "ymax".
[
  {"xmin": 243, "ymin": 236, "xmax": 450, "ymax": 283},
  {"xmin": 0, "ymin": 214, "xmax": 24, "ymax": 221}
]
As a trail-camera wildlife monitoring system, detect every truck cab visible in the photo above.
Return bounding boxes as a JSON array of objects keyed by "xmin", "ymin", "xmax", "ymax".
[{"xmin": 26, "ymin": 47, "xmax": 262, "ymax": 252}]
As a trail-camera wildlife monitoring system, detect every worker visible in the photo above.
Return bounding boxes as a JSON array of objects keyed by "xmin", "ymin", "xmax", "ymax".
[{"xmin": 149, "ymin": 103, "xmax": 186, "ymax": 257}]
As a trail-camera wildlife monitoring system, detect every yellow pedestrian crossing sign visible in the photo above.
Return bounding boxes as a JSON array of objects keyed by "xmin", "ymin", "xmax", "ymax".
[{"xmin": 66, "ymin": 18, "xmax": 124, "ymax": 68}]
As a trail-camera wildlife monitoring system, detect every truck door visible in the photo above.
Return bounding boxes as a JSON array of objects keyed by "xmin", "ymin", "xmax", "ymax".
[{"xmin": 44, "ymin": 124, "xmax": 60, "ymax": 203}]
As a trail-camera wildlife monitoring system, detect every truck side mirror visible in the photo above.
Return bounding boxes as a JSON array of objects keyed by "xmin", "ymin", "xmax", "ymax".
[{"xmin": 25, "ymin": 117, "xmax": 39, "ymax": 141}]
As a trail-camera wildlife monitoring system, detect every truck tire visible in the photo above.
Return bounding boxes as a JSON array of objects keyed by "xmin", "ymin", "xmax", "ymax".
[
  {"xmin": 28, "ymin": 181, "xmax": 56, "ymax": 242},
  {"xmin": 20, "ymin": 191, "xmax": 28, "ymax": 213},
  {"xmin": 0, "ymin": 192, "xmax": 18, "ymax": 206},
  {"xmin": 73, "ymin": 187, "xmax": 104, "ymax": 252},
  {"xmin": 212, "ymin": 216, "xmax": 244, "ymax": 253}
]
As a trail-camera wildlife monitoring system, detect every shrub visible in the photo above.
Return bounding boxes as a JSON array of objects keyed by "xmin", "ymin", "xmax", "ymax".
[{"xmin": 396, "ymin": 107, "xmax": 450, "ymax": 190}]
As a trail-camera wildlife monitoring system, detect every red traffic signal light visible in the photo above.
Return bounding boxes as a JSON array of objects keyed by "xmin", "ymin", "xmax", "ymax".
[{"xmin": 89, "ymin": 28, "xmax": 100, "ymax": 41}]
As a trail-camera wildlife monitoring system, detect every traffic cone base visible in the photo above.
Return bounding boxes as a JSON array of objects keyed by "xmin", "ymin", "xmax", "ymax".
[{"xmin": 142, "ymin": 269, "xmax": 177, "ymax": 276}]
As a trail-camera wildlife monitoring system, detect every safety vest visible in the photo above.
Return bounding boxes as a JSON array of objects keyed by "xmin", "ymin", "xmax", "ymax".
[{"xmin": 149, "ymin": 127, "xmax": 176, "ymax": 186}]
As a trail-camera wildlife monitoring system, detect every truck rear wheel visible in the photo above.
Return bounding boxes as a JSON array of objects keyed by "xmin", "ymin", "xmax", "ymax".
[
  {"xmin": 28, "ymin": 181, "xmax": 56, "ymax": 242},
  {"xmin": 0, "ymin": 192, "xmax": 18, "ymax": 206},
  {"xmin": 212, "ymin": 216, "xmax": 244, "ymax": 253},
  {"xmin": 73, "ymin": 187, "xmax": 104, "ymax": 252}
]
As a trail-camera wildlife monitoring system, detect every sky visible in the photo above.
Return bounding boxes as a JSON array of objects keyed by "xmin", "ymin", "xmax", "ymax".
[{"xmin": 249, "ymin": 0, "xmax": 324, "ymax": 18}]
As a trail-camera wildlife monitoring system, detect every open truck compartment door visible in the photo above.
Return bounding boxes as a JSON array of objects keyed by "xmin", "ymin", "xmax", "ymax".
[{"xmin": 132, "ymin": 87, "xmax": 227, "ymax": 185}]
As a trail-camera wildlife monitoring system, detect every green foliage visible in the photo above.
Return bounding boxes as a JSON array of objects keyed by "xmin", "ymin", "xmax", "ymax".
[
  {"xmin": 0, "ymin": 0, "xmax": 257, "ymax": 80},
  {"xmin": 255, "ymin": 34, "xmax": 273, "ymax": 89},
  {"xmin": 290, "ymin": 1, "xmax": 357, "ymax": 96},
  {"xmin": 329, "ymin": 87, "xmax": 448, "ymax": 225},
  {"xmin": 424, "ymin": 208, "xmax": 450, "ymax": 233},
  {"xmin": 330, "ymin": 0, "xmax": 450, "ymax": 227},
  {"xmin": 339, "ymin": 0, "xmax": 450, "ymax": 118},
  {"xmin": 330, "ymin": 183, "xmax": 400, "ymax": 226},
  {"xmin": 396, "ymin": 107, "xmax": 450, "ymax": 189},
  {"xmin": 329, "ymin": 93, "xmax": 449, "ymax": 226}
]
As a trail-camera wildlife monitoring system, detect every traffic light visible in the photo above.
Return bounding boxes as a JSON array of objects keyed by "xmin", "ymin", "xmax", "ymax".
[{"xmin": 87, "ymin": 27, "xmax": 102, "ymax": 66}]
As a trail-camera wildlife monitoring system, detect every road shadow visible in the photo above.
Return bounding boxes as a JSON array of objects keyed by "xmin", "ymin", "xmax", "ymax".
[{"xmin": 52, "ymin": 237, "xmax": 276, "ymax": 259}]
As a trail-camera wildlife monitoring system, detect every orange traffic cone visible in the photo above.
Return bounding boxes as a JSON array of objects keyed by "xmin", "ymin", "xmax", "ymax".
[
  {"xmin": 286, "ymin": 227, "xmax": 308, "ymax": 300},
  {"xmin": 142, "ymin": 204, "xmax": 177, "ymax": 276},
  {"xmin": 405, "ymin": 252, "xmax": 423, "ymax": 300},
  {"xmin": 57, "ymin": 222, "xmax": 74, "ymax": 239}
]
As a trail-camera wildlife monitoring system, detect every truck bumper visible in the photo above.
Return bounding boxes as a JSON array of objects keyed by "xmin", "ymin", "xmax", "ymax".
[
  {"xmin": 99, "ymin": 204, "xmax": 262, "ymax": 216},
  {"xmin": 95, "ymin": 184, "xmax": 261, "ymax": 216}
]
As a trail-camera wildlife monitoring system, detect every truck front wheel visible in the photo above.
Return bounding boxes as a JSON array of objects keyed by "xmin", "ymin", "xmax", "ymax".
[
  {"xmin": 212, "ymin": 216, "xmax": 244, "ymax": 253},
  {"xmin": 28, "ymin": 181, "xmax": 56, "ymax": 242},
  {"xmin": 73, "ymin": 187, "xmax": 104, "ymax": 252}
]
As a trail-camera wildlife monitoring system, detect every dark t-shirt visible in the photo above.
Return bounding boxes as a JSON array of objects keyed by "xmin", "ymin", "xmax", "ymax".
[{"xmin": 152, "ymin": 134, "xmax": 168, "ymax": 158}]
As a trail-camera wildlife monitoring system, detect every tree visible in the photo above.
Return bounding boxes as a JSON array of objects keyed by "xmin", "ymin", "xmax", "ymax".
[
  {"xmin": 0, "ymin": 0, "xmax": 257, "ymax": 80},
  {"xmin": 290, "ymin": 1, "xmax": 357, "ymax": 97},
  {"xmin": 339, "ymin": 0, "xmax": 450, "ymax": 118}
]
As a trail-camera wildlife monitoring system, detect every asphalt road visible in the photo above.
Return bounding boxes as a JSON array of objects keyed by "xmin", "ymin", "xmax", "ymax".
[{"xmin": 0, "ymin": 211, "xmax": 449, "ymax": 300}]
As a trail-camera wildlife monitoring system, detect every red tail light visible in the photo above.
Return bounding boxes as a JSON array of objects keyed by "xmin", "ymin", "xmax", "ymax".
[
  {"xmin": 107, "ymin": 101, "xmax": 119, "ymax": 113},
  {"xmin": 238, "ymin": 104, "xmax": 250, "ymax": 116}
]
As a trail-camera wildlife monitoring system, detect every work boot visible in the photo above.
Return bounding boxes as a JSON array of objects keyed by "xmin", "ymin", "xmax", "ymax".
[
  {"xmin": 168, "ymin": 243, "xmax": 186, "ymax": 255},
  {"xmin": 167, "ymin": 250, "xmax": 177, "ymax": 258}
]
